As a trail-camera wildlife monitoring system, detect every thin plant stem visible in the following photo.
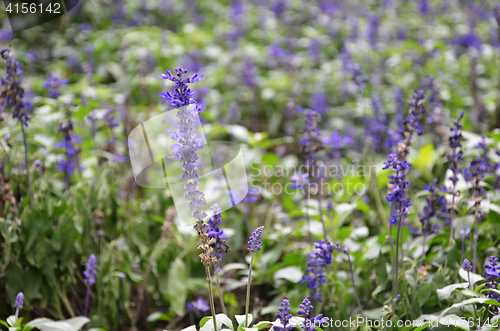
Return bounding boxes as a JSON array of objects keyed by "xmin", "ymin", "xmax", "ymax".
[
  {"xmin": 216, "ymin": 272, "xmax": 227, "ymax": 315},
  {"xmin": 304, "ymin": 191, "xmax": 312, "ymax": 242},
  {"xmin": 461, "ymin": 232, "xmax": 465, "ymax": 263},
  {"xmin": 473, "ymin": 218, "xmax": 479, "ymax": 273},
  {"xmin": 84, "ymin": 286, "xmax": 90, "ymax": 317},
  {"xmin": 245, "ymin": 253, "xmax": 255, "ymax": 327},
  {"xmin": 317, "ymin": 180, "xmax": 327, "ymax": 239},
  {"xmin": 346, "ymin": 252, "xmax": 362, "ymax": 312},
  {"xmin": 467, "ymin": 271, "xmax": 471, "ymax": 288},
  {"xmin": 20, "ymin": 124, "xmax": 32, "ymax": 207},
  {"xmin": 205, "ymin": 265, "xmax": 218, "ymax": 331},
  {"xmin": 392, "ymin": 215, "xmax": 403, "ymax": 312}
]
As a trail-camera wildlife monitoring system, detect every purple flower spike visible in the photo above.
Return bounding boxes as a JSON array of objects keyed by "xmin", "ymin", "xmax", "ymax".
[
  {"xmin": 15, "ymin": 292, "xmax": 24, "ymax": 309},
  {"xmin": 248, "ymin": 226, "xmax": 264, "ymax": 252},
  {"xmin": 83, "ymin": 254, "xmax": 98, "ymax": 285},
  {"xmin": 272, "ymin": 299, "xmax": 294, "ymax": 330},
  {"xmin": 158, "ymin": 67, "xmax": 204, "ymax": 109},
  {"xmin": 297, "ymin": 298, "xmax": 329, "ymax": 331},
  {"xmin": 463, "ymin": 259, "xmax": 473, "ymax": 272}
]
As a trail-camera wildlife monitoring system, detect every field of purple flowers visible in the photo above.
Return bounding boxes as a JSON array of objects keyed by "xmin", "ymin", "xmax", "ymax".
[{"xmin": 1, "ymin": 0, "xmax": 500, "ymax": 330}]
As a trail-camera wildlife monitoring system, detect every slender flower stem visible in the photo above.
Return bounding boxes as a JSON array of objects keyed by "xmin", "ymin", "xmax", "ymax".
[
  {"xmin": 245, "ymin": 253, "xmax": 254, "ymax": 327},
  {"xmin": 305, "ymin": 193, "xmax": 312, "ymax": 242},
  {"xmin": 392, "ymin": 215, "xmax": 403, "ymax": 312},
  {"xmin": 473, "ymin": 219, "xmax": 479, "ymax": 273},
  {"xmin": 346, "ymin": 253, "xmax": 362, "ymax": 312},
  {"xmin": 461, "ymin": 232, "xmax": 465, "ymax": 263},
  {"xmin": 317, "ymin": 182, "xmax": 327, "ymax": 239},
  {"xmin": 21, "ymin": 124, "xmax": 32, "ymax": 207},
  {"xmin": 216, "ymin": 273, "xmax": 227, "ymax": 315},
  {"xmin": 205, "ymin": 266, "xmax": 218, "ymax": 331},
  {"xmin": 84, "ymin": 286, "xmax": 90, "ymax": 317}
]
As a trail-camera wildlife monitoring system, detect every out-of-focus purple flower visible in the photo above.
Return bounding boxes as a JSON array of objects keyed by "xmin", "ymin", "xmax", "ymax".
[
  {"xmin": 341, "ymin": 48, "xmax": 366, "ymax": 91},
  {"xmin": 291, "ymin": 172, "xmax": 311, "ymax": 190},
  {"xmin": 322, "ymin": 131, "xmax": 352, "ymax": 158},
  {"xmin": 310, "ymin": 93, "xmax": 329, "ymax": 116},
  {"xmin": 104, "ymin": 107, "xmax": 119, "ymax": 128},
  {"xmin": 15, "ymin": 292, "xmax": 24, "ymax": 309},
  {"xmin": 452, "ymin": 30, "xmax": 482, "ymax": 51},
  {"xmin": 384, "ymin": 152, "xmax": 412, "ymax": 224},
  {"xmin": 271, "ymin": 0, "xmax": 288, "ymax": 19},
  {"xmin": 0, "ymin": 46, "xmax": 31, "ymax": 126},
  {"xmin": 418, "ymin": 0, "xmax": 429, "ymax": 13},
  {"xmin": 83, "ymin": 254, "xmax": 98, "ymax": 285},
  {"xmin": 297, "ymin": 298, "xmax": 329, "ymax": 331},
  {"xmin": 248, "ymin": 226, "xmax": 264, "ymax": 252},
  {"xmin": 43, "ymin": 74, "xmax": 68, "ymax": 98},
  {"xmin": 187, "ymin": 297, "xmax": 210, "ymax": 316},
  {"xmin": 397, "ymin": 26, "xmax": 408, "ymax": 40},
  {"xmin": 367, "ymin": 16, "xmax": 379, "ymax": 46},
  {"xmin": 463, "ymin": 259, "xmax": 473, "ymax": 272},
  {"xmin": 243, "ymin": 186, "xmax": 260, "ymax": 203},
  {"xmin": 300, "ymin": 109, "xmax": 322, "ymax": 166},
  {"xmin": 418, "ymin": 181, "xmax": 447, "ymax": 234},
  {"xmin": 301, "ymin": 240, "xmax": 335, "ymax": 302},
  {"xmin": 272, "ymin": 299, "xmax": 293, "ymax": 331}
]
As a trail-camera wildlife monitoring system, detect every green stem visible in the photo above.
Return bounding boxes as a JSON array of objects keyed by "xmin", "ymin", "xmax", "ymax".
[
  {"xmin": 245, "ymin": 253, "xmax": 255, "ymax": 328},
  {"xmin": 205, "ymin": 265, "xmax": 218, "ymax": 331},
  {"xmin": 216, "ymin": 272, "xmax": 227, "ymax": 315}
]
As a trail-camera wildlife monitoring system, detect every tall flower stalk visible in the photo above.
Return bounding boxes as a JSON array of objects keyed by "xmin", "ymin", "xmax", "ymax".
[
  {"xmin": 447, "ymin": 112, "xmax": 464, "ymax": 242},
  {"xmin": 464, "ymin": 155, "xmax": 487, "ymax": 273},
  {"xmin": 0, "ymin": 46, "xmax": 33, "ymax": 206},
  {"xmin": 385, "ymin": 89, "xmax": 425, "ymax": 312},
  {"xmin": 83, "ymin": 254, "xmax": 98, "ymax": 317},
  {"xmin": 158, "ymin": 68, "xmax": 219, "ymax": 330},
  {"xmin": 245, "ymin": 226, "xmax": 263, "ymax": 327},
  {"xmin": 14, "ymin": 292, "xmax": 24, "ymax": 321}
]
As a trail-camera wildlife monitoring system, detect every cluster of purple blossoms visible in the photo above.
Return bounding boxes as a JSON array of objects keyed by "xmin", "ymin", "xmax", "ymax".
[
  {"xmin": 418, "ymin": 0, "xmax": 429, "ymax": 13},
  {"xmin": 484, "ymin": 256, "xmax": 500, "ymax": 313},
  {"xmin": 158, "ymin": 68, "xmax": 204, "ymax": 109},
  {"xmin": 272, "ymin": 299, "xmax": 293, "ymax": 331},
  {"xmin": 341, "ymin": 48, "xmax": 366, "ymax": 91},
  {"xmin": 299, "ymin": 108, "xmax": 322, "ymax": 167},
  {"xmin": 297, "ymin": 298, "xmax": 328, "ymax": 331},
  {"xmin": 418, "ymin": 182, "xmax": 446, "ymax": 234},
  {"xmin": 43, "ymin": 74, "xmax": 68, "ymax": 98},
  {"xmin": 475, "ymin": 136, "xmax": 500, "ymax": 188},
  {"xmin": 365, "ymin": 93, "xmax": 399, "ymax": 152},
  {"xmin": 463, "ymin": 258, "xmax": 473, "ymax": 272},
  {"xmin": 0, "ymin": 46, "xmax": 32, "ymax": 126},
  {"xmin": 290, "ymin": 172, "xmax": 311, "ymax": 191},
  {"xmin": 310, "ymin": 93, "xmax": 329, "ymax": 117},
  {"xmin": 384, "ymin": 153, "xmax": 412, "ymax": 224},
  {"xmin": 206, "ymin": 204, "xmax": 230, "ymax": 262},
  {"xmin": 452, "ymin": 30, "xmax": 482, "ymax": 51},
  {"xmin": 367, "ymin": 16, "xmax": 379, "ymax": 46},
  {"xmin": 84, "ymin": 254, "xmax": 98, "ymax": 285},
  {"xmin": 56, "ymin": 120, "xmax": 82, "ymax": 176},
  {"xmin": 158, "ymin": 68, "xmax": 207, "ymax": 221},
  {"xmin": 15, "ymin": 292, "xmax": 24, "ymax": 309},
  {"xmin": 322, "ymin": 131, "xmax": 353, "ymax": 158},
  {"xmin": 248, "ymin": 226, "xmax": 264, "ymax": 252},
  {"xmin": 186, "ymin": 297, "xmax": 210, "ymax": 316},
  {"xmin": 405, "ymin": 89, "xmax": 426, "ymax": 136},
  {"xmin": 448, "ymin": 113, "xmax": 464, "ymax": 182},
  {"xmin": 301, "ymin": 240, "xmax": 335, "ymax": 302}
]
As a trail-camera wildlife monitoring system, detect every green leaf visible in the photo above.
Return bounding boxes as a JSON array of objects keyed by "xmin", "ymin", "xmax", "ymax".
[
  {"xmin": 441, "ymin": 298, "xmax": 500, "ymax": 316},
  {"xmin": 437, "ymin": 283, "xmax": 469, "ymax": 300},
  {"xmin": 235, "ymin": 314, "xmax": 253, "ymax": 327},
  {"xmin": 458, "ymin": 268, "xmax": 484, "ymax": 285},
  {"xmin": 163, "ymin": 257, "xmax": 187, "ymax": 316}
]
